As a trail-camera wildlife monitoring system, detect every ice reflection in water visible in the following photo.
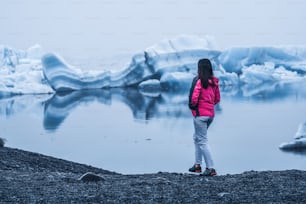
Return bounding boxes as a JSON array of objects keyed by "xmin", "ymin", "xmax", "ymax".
[
  {"xmin": 42, "ymin": 88, "xmax": 203, "ymax": 131},
  {"xmin": 1, "ymin": 81, "xmax": 306, "ymax": 174}
]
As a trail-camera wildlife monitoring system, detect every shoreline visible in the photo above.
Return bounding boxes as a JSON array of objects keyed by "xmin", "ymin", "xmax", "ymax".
[{"xmin": 1, "ymin": 146, "xmax": 306, "ymax": 203}]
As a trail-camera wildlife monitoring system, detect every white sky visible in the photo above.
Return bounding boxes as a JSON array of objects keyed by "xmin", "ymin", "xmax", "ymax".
[{"xmin": 0, "ymin": 0, "xmax": 306, "ymax": 59}]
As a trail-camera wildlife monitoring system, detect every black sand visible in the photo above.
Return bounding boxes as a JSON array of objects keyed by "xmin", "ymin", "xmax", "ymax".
[{"xmin": 0, "ymin": 146, "xmax": 306, "ymax": 203}]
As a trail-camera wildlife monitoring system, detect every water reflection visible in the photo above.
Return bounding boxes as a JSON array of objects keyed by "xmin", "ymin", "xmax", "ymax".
[
  {"xmin": 1, "ymin": 81, "xmax": 306, "ymax": 132},
  {"xmin": 0, "ymin": 94, "xmax": 51, "ymax": 118},
  {"xmin": 221, "ymin": 81, "xmax": 306, "ymax": 101},
  {"xmin": 280, "ymin": 148, "xmax": 306, "ymax": 156},
  {"xmin": 43, "ymin": 89, "xmax": 111, "ymax": 131},
  {"xmin": 1, "ymin": 81, "xmax": 306, "ymax": 174},
  {"xmin": 43, "ymin": 88, "xmax": 193, "ymax": 131}
]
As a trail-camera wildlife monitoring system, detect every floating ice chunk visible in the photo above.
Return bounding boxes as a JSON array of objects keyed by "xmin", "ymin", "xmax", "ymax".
[
  {"xmin": 42, "ymin": 52, "xmax": 158, "ymax": 91},
  {"xmin": 109, "ymin": 52, "xmax": 153, "ymax": 87},
  {"xmin": 138, "ymin": 79, "xmax": 161, "ymax": 97},
  {"xmin": 26, "ymin": 44, "xmax": 44, "ymax": 59},
  {"xmin": 0, "ymin": 44, "xmax": 53, "ymax": 94},
  {"xmin": 295, "ymin": 122, "xmax": 306, "ymax": 140},
  {"xmin": 0, "ymin": 61, "xmax": 53, "ymax": 94},
  {"xmin": 219, "ymin": 47, "xmax": 302, "ymax": 73},
  {"xmin": 214, "ymin": 65, "xmax": 239, "ymax": 86},
  {"xmin": 138, "ymin": 79, "xmax": 161, "ymax": 92},
  {"xmin": 138, "ymin": 90, "xmax": 161, "ymax": 98},
  {"xmin": 0, "ymin": 45, "xmax": 23, "ymax": 68},
  {"xmin": 41, "ymin": 36, "xmax": 221, "ymax": 92},
  {"xmin": 240, "ymin": 62, "xmax": 301, "ymax": 85},
  {"xmin": 279, "ymin": 138, "xmax": 306, "ymax": 150},
  {"xmin": 279, "ymin": 121, "xmax": 306, "ymax": 151},
  {"xmin": 0, "ymin": 44, "xmax": 42, "ymax": 68},
  {"xmin": 145, "ymin": 34, "xmax": 218, "ymax": 55},
  {"xmin": 289, "ymin": 62, "xmax": 306, "ymax": 74},
  {"xmin": 42, "ymin": 53, "xmax": 111, "ymax": 91},
  {"xmin": 216, "ymin": 72, "xmax": 239, "ymax": 86},
  {"xmin": 144, "ymin": 35, "xmax": 221, "ymax": 75},
  {"xmin": 160, "ymin": 72, "xmax": 194, "ymax": 91}
]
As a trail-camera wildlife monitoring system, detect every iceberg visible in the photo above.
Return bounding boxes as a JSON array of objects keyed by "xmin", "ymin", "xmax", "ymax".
[
  {"xmin": 41, "ymin": 35, "xmax": 221, "ymax": 91},
  {"xmin": 41, "ymin": 36, "xmax": 306, "ymax": 92},
  {"xmin": 295, "ymin": 122, "xmax": 306, "ymax": 140},
  {"xmin": 218, "ymin": 47, "xmax": 303, "ymax": 73},
  {"xmin": 0, "ymin": 44, "xmax": 53, "ymax": 96},
  {"xmin": 1, "ymin": 35, "xmax": 306, "ymax": 95},
  {"xmin": 279, "ymin": 122, "xmax": 306, "ymax": 153},
  {"xmin": 42, "ymin": 54, "xmax": 112, "ymax": 91},
  {"xmin": 160, "ymin": 72, "xmax": 194, "ymax": 91}
]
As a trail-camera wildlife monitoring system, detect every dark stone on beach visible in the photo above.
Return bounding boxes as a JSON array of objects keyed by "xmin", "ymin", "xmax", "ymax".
[
  {"xmin": 0, "ymin": 138, "xmax": 5, "ymax": 147},
  {"xmin": 78, "ymin": 172, "xmax": 105, "ymax": 182},
  {"xmin": 1, "ymin": 146, "xmax": 306, "ymax": 203}
]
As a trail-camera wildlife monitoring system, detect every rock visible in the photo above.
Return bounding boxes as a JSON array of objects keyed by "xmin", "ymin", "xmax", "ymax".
[
  {"xmin": 2, "ymin": 146, "xmax": 306, "ymax": 203},
  {"xmin": 218, "ymin": 192, "xmax": 230, "ymax": 197},
  {"xmin": 78, "ymin": 172, "xmax": 104, "ymax": 182},
  {"xmin": 0, "ymin": 138, "xmax": 5, "ymax": 147}
]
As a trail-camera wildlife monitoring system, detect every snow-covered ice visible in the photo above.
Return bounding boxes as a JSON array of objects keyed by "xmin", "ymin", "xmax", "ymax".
[
  {"xmin": 1, "ymin": 35, "xmax": 306, "ymax": 95},
  {"xmin": 0, "ymin": 44, "xmax": 53, "ymax": 96}
]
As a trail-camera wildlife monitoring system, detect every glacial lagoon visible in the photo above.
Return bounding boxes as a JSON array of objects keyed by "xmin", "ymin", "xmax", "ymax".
[{"xmin": 1, "ymin": 82, "xmax": 306, "ymax": 175}]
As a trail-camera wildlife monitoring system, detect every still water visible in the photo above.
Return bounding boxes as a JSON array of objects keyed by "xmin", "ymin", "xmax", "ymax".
[{"xmin": 1, "ymin": 82, "xmax": 306, "ymax": 175}]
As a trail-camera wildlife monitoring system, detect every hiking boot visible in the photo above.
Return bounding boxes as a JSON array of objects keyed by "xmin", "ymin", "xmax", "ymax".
[
  {"xmin": 188, "ymin": 164, "xmax": 202, "ymax": 173},
  {"xmin": 201, "ymin": 168, "xmax": 217, "ymax": 176}
]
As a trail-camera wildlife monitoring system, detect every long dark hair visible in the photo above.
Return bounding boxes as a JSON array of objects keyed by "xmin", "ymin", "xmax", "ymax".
[{"xmin": 197, "ymin": 58, "xmax": 214, "ymax": 89}]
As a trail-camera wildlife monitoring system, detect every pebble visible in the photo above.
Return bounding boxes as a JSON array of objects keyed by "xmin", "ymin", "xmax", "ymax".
[
  {"xmin": 217, "ymin": 192, "xmax": 230, "ymax": 197},
  {"xmin": 78, "ymin": 172, "xmax": 104, "ymax": 182},
  {"xmin": 2, "ymin": 146, "xmax": 306, "ymax": 203},
  {"xmin": 0, "ymin": 138, "xmax": 5, "ymax": 147}
]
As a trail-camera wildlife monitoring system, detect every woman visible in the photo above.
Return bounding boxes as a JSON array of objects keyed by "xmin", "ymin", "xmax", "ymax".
[{"xmin": 188, "ymin": 58, "xmax": 220, "ymax": 176}]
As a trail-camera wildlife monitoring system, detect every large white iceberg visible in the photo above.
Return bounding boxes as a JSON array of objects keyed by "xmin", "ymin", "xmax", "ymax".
[
  {"xmin": 41, "ymin": 35, "xmax": 221, "ymax": 91},
  {"xmin": 1, "ymin": 35, "xmax": 306, "ymax": 95}
]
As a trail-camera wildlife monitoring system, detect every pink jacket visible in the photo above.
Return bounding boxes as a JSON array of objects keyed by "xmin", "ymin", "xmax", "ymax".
[{"xmin": 190, "ymin": 77, "xmax": 220, "ymax": 117}]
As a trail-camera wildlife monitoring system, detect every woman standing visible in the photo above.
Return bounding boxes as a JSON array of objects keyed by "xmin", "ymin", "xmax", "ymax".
[{"xmin": 188, "ymin": 58, "xmax": 220, "ymax": 176}]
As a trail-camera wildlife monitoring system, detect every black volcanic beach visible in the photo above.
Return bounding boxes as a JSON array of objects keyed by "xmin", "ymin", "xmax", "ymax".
[{"xmin": 1, "ymin": 146, "xmax": 305, "ymax": 203}]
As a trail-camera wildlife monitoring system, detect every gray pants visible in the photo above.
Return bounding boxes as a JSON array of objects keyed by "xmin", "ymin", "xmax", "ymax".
[{"xmin": 193, "ymin": 116, "xmax": 214, "ymax": 168}]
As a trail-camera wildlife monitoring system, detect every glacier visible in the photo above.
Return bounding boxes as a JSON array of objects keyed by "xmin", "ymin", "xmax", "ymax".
[{"xmin": 1, "ymin": 35, "xmax": 306, "ymax": 96}]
